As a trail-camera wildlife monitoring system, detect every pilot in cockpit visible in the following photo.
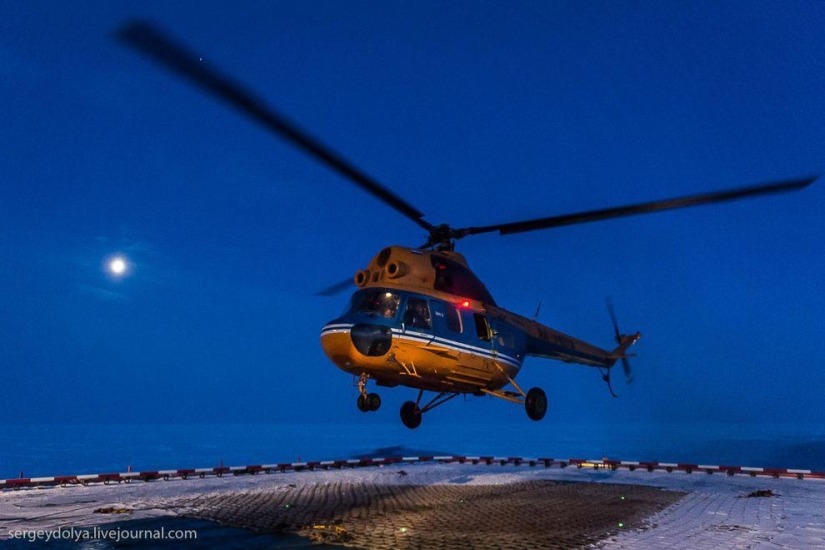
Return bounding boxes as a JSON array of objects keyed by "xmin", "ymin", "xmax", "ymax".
[{"xmin": 404, "ymin": 299, "xmax": 431, "ymax": 329}]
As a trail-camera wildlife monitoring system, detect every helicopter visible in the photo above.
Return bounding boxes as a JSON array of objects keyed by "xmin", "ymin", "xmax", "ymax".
[{"xmin": 118, "ymin": 21, "xmax": 816, "ymax": 429}]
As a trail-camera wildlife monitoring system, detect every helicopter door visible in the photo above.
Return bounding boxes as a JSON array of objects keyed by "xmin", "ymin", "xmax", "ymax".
[
  {"xmin": 472, "ymin": 312, "xmax": 496, "ymax": 360},
  {"xmin": 473, "ymin": 313, "xmax": 491, "ymax": 341}
]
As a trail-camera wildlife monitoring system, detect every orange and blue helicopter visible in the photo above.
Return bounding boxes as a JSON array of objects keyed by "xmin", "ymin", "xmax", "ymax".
[
  {"xmin": 319, "ymin": 244, "xmax": 642, "ymax": 428},
  {"xmin": 119, "ymin": 22, "xmax": 816, "ymax": 429}
]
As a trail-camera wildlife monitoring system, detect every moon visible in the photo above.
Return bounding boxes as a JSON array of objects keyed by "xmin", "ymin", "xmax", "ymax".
[{"xmin": 108, "ymin": 256, "xmax": 128, "ymax": 276}]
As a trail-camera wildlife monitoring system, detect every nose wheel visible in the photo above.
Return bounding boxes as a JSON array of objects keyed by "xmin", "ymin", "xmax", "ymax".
[
  {"xmin": 355, "ymin": 374, "xmax": 381, "ymax": 412},
  {"xmin": 357, "ymin": 392, "xmax": 382, "ymax": 412}
]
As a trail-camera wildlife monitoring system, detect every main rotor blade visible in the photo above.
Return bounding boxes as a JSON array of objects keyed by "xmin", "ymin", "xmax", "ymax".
[
  {"xmin": 317, "ymin": 277, "xmax": 354, "ymax": 297},
  {"xmin": 116, "ymin": 21, "xmax": 432, "ymax": 232},
  {"xmin": 461, "ymin": 176, "xmax": 817, "ymax": 237}
]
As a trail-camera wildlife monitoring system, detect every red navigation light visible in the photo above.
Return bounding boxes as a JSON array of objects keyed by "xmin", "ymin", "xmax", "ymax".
[{"xmin": 460, "ymin": 300, "xmax": 471, "ymax": 308}]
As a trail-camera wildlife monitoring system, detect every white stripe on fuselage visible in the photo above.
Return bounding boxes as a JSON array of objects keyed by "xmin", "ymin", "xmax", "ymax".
[{"xmin": 320, "ymin": 323, "xmax": 523, "ymax": 369}]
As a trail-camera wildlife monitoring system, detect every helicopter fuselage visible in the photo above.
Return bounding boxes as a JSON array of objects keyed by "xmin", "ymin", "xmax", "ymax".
[{"xmin": 320, "ymin": 246, "xmax": 635, "ymax": 401}]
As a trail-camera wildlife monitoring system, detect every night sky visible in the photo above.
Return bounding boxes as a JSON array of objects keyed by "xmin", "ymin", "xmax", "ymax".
[{"xmin": 2, "ymin": 1, "xmax": 823, "ymax": 427}]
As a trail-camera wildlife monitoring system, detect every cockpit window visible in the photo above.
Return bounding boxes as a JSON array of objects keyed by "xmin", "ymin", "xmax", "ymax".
[
  {"xmin": 355, "ymin": 290, "xmax": 401, "ymax": 319},
  {"xmin": 403, "ymin": 297, "xmax": 432, "ymax": 329}
]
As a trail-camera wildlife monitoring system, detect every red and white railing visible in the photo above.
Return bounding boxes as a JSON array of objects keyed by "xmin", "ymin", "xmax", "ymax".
[{"xmin": 2, "ymin": 455, "xmax": 823, "ymax": 490}]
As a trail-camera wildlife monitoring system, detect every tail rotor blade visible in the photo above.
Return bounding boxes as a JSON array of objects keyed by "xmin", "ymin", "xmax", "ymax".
[
  {"xmin": 607, "ymin": 298, "xmax": 635, "ymax": 383},
  {"xmin": 622, "ymin": 357, "xmax": 634, "ymax": 384},
  {"xmin": 606, "ymin": 297, "xmax": 621, "ymax": 343}
]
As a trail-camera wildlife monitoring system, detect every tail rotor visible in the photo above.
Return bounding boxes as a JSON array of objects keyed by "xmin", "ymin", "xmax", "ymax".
[{"xmin": 605, "ymin": 298, "xmax": 639, "ymax": 391}]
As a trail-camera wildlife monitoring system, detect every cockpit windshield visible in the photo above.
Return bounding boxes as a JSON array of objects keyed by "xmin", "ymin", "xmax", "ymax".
[{"xmin": 352, "ymin": 290, "xmax": 402, "ymax": 320}]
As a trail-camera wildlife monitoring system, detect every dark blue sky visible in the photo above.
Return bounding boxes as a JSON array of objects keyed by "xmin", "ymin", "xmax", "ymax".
[{"xmin": 1, "ymin": 1, "xmax": 823, "ymax": 426}]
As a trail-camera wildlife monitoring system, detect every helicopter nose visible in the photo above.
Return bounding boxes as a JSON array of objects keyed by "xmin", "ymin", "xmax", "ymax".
[{"xmin": 350, "ymin": 324, "xmax": 393, "ymax": 357}]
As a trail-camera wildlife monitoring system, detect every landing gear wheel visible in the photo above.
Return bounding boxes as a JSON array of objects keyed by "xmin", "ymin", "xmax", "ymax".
[
  {"xmin": 400, "ymin": 401, "xmax": 422, "ymax": 429},
  {"xmin": 367, "ymin": 393, "xmax": 382, "ymax": 411},
  {"xmin": 357, "ymin": 394, "xmax": 370, "ymax": 412},
  {"xmin": 525, "ymin": 387, "xmax": 548, "ymax": 421}
]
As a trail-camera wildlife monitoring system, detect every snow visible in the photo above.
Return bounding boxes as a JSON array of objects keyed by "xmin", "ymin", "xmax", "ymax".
[{"xmin": 1, "ymin": 461, "xmax": 823, "ymax": 548}]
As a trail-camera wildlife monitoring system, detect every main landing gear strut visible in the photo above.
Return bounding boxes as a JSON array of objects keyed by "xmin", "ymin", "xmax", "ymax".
[
  {"xmin": 481, "ymin": 366, "xmax": 548, "ymax": 422},
  {"xmin": 356, "ymin": 373, "xmax": 381, "ymax": 413}
]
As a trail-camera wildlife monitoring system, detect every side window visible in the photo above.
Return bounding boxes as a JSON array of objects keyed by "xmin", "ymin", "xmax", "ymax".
[
  {"xmin": 473, "ymin": 313, "xmax": 491, "ymax": 341},
  {"xmin": 403, "ymin": 297, "xmax": 432, "ymax": 329},
  {"xmin": 446, "ymin": 306, "xmax": 462, "ymax": 333},
  {"xmin": 496, "ymin": 329, "xmax": 515, "ymax": 349}
]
